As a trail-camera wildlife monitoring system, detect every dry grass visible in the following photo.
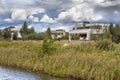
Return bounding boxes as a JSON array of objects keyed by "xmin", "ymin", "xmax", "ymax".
[{"xmin": 0, "ymin": 40, "xmax": 120, "ymax": 80}]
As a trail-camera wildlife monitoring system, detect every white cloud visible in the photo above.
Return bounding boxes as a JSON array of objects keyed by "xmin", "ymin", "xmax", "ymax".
[
  {"xmin": 40, "ymin": 15, "xmax": 55, "ymax": 23},
  {"xmin": 26, "ymin": 7, "xmax": 45, "ymax": 15},
  {"xmin": 10, "ymin": 7, "xmax": 45, "ymax": 21},
  {"xmin": 92, "ymin": 15, "xmax": 103, "ymax": 21},
  {"xmin": 11, "ymin": 9, "xmax": 27, "ymax": 21},
  {"xmin": 4, "ymin": 0, "xmax": 35, "ymax": 8},
  {"xmin": 28, "ymin": 15, "xmax": 39, "ymax": 22},
  {"xmin": 32, "ymin": 17, "xmax": 39, "ymax": 22},
  {"xmin": 4, "ymin": 18, "xmax": 12, "ymax": 22},
  {"xmin": 57, "ymin": 3, "xmax": 94, "ymax": 22}
]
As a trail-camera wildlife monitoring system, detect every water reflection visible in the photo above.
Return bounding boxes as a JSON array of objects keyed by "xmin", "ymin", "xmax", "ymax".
[{"xmin": 0, "ymin": 66, "xmax": 71, "ymax": 80}]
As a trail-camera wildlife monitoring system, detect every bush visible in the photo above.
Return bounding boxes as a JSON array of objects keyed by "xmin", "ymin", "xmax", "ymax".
[
  {"xmin": 95, "ymin": 39, "xmax": 114, "ymax": 51},
  {"xmin": 27, "ymin": 33, "xmax": 44, "ymax": 40},
  {"xmin": 42, "ymin": 38, "xmax": 55, "ymax": 54}
]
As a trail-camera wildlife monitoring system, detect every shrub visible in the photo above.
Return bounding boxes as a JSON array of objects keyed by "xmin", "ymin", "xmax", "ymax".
[
  {"xmin": 27, "ymin": 33, "xmax": 44, "ymax": 40},
  {"xmin": 42, "ymin": 38, "xmax": 55, "ymax": 54},
  {"xmin": 95, "ymin": 39, "xmax": 114, "ymax": 51}
]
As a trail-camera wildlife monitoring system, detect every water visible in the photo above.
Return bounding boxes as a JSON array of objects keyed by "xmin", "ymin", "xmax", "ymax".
[{"xmin": 0, "ymin": 66, "xmax": 70, "ymax": 80}]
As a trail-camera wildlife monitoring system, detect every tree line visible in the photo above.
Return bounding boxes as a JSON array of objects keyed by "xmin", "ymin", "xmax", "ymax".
[{"xmin": 0, "ymin": 21, "xmax": 44, "ymax": 40}]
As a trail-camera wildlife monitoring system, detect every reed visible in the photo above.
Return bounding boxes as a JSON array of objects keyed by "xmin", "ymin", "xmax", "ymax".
[{"xmin": 0, "ymin": 40, "xmax": 120, "ymax": 80}]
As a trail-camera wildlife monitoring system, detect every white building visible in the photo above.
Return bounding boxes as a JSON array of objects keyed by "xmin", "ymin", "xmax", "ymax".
[
  {"xmin": 5, "ymin": 27, "xmax": 22, "ymax": 40},
  {"xmin": 69, "ymin": 22, "xmax": 110, "ymax": 41},
  {"xmin": 51, "ymin": 29, "xmax": 66, "ymax": 39}
]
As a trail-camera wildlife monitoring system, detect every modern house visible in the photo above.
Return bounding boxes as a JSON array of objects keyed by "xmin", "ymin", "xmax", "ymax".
[
  {"xmin": 4, "ymin": 27, "xmax": 22, "ymax": 40},
  {"xmin": 69, "ymin": 22, "xmax": 110, "ymax": 41},
  {"xmin": 51, "ymin": 29, "xmax": 66, "ymax": 39}
]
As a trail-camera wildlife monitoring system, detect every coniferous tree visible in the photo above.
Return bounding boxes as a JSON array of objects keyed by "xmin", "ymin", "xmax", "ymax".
[
  {"xmin": 21, "ymin": 21, "xmax": 28, "ymax": 35},
  {"xmin": 46, "ymin": 27, "xmax": 52, "ymax": 39}
]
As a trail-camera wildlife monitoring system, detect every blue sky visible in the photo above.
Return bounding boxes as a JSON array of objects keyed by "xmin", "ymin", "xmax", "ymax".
[{"xmin": 0, "ymin": 0, "xmax": 120, "ymax": 32}]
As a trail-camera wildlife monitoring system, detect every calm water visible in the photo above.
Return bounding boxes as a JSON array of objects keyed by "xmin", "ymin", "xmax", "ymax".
[{"xmin": 0, "ymin": 66, "xmax": 71, "ymax": 80}]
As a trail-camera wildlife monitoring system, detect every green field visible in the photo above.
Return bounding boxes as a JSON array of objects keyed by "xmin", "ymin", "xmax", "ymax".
[{"xmin": 0, "ymin": 40, "xmax": 120, "ymax": 80}]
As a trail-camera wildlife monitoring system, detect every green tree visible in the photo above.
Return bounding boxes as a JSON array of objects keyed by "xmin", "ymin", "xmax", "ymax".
[
  {"xmin": 46, "ymin": 27, "xmax": 52, "ymax": 39},
  {"xmin": 42, "ymin": 27, "xmax": 56, "ymax": 54},
  {"xmin": 0, "ymin": 30, "xmax": 3, "ymax": 38},
  {"xmin": 109, "ymin": 23, "xmax": 120, "ymax": 43},
  {"xmin": 3, "ymin": 29, "xmax": 11, "ymax": 39},
  {"xmin": 27, "ymin": 27, "xmax": 35, "ymax": 34},
  {"xmin": 13, "ymin": 32, "xmax": 18, "ymax": 40},
  {"xmin": 21, "ymin": 21, "xmax": 28, "ymax": 35}
]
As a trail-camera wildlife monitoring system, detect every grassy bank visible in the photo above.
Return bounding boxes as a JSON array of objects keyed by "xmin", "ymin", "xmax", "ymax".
[{"xmin": 0, "ymin": 40, "xmax": 120, "ymax": 80}]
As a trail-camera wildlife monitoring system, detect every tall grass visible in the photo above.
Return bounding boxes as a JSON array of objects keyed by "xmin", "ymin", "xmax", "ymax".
[{"xmin": 0, "ymin": 40, "xmax": 120, "ymax": 80}]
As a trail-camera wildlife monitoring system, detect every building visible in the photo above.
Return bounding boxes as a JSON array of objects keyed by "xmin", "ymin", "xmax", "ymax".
[
  {"xmin": 4, "ymin": 27, "xmax": 22, "ymax": 40},
  {"xmin": 51, "ymin": 29, "xmax": 66, "ymax": 39},
  {"xmin": 69, "ymin": 22, "xmax": 110, "ymax": 41}
]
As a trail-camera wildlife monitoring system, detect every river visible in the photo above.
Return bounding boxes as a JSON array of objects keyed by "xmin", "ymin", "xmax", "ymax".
[{"xmin": 0, "ymin": 66, "xmax": 71, "ymax": 80}]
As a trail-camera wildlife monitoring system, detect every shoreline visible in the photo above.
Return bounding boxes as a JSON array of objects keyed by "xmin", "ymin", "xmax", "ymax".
[
  {"xmin": 0, "ymin": 60, "xmax": 74, "ymax": 80},
  {"xmin": 0, "ymin": 40, "xmax": 120, "ymax": 80}
]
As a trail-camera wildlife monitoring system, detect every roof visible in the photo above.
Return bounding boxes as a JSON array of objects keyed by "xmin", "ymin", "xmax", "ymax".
[
  {"xmin": 51, "ymin": 29, "xmax": 65, "ymax": 34},
  {"xmin": 69, "ymin": 29, "xmax": 91, "ymax": 34}
]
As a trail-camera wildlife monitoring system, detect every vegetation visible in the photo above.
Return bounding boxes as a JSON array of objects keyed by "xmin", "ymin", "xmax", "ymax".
[
  {"xmin": 3, "ymin": 28, "xmax": 11, "ymax": 39},
  {"xmin": 20, "ymin": 22, "xmax": 45, "ymax": 40},
  {"xmin": 1, "ymin": 23, "xmax": 120, "ymax": 80},
  {"xmin": 13, "ymin": 32, "xmax": 18, "ymax": 40},
  {"xmin": 27, "ymin": 33, "xmax": 44, "ymax": 40},
  {"xmin": 42, "ymin": 27, "xmax": 57, "ymax": 54},
  {"xmin": 109, "ymin": 23, "xmax": 120, "ymax": 43},
  {"xmin": 0, "ymin": 40, "xmax": 120, "ymax": 80}
]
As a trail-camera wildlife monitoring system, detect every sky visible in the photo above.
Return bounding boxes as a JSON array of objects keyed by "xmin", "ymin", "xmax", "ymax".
[{"xmin": 0, "ymin": 0, "xmax": 120, "ymax": 32}]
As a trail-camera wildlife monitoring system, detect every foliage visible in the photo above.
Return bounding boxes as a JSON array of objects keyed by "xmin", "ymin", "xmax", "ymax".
[
  {"xmin": 13, "ymin": 32, "xmax": 18, "ymax": 40},
  {"xmin": 21, "ymin": 21, "xmax": 28, "ymax": 35},
  {"xmin": 27, "ymin": 33, "xmax": 44, "ymax": 40},
  {"xmin": 71, "ymin": 35, "xmax": 80, "ymax": 40},
  {"xmin": 109, "ymin": 23, "xmax": 120, "ymax": 43},
  {"xmin": 61, "ymin": 32, "xmax": 69, "ymax": 40},
  {"xmin": 0, "ymin": 30, "xmax": 3, "ymax": 38},
  {"xmin": 28, "ymin": 27, "xmax": 35, "ymax": 34},
  {"xmin": 46, "ymin": 27, "xmax": 52, "ymax": 39},
  {"xmin": 42, "ymin": 38, "xmax": 55, "ymax": 54},
  {"xmin": 20, "ymin": 21, "xmax": 35, "ymax": 40},
  {"xmin": 42, "ymin": 27, "xmax": 57, "ymax": 54},
  {"xmin": 3, "ymin": 29, "xmax": 11, "ymax": 39}
]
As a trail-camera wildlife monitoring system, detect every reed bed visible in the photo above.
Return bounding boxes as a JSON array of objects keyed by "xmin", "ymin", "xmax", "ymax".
[{"xmin": 0, "ymin": 40, "xmax": 120, "ymax": 80}]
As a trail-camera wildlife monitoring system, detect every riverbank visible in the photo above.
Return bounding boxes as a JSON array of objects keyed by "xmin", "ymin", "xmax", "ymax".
[{"xmin": 0, "ymin": 40, "xmax": 120, "ymax": 80}]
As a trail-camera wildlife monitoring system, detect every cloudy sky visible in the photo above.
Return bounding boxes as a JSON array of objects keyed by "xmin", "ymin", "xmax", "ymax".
[{"xmin": 0, "ymin": 0, "xmax": 120, "ymax": 32}]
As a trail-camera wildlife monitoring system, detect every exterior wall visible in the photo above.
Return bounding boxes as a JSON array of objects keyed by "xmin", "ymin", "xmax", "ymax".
[
  {"xmin": 10, "ymin": 28, "xmax": 22, "ymax": 39},
  {"xmin": 4, "ymin": 27, "xmax": 22, "ymax": 40},
  {"xmin": 69, "ymin": 23, "xmax": 109, "ymax": 41},
  {"xmin": 51, "ymin": 29, "xmax": 66, "ymax": 39}
]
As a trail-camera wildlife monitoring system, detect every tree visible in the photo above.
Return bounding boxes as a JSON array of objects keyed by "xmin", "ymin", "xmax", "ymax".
[
  {"xmin": 3, "ymin": 29, "xmax": 11, "ymax": 39},
  {"xmin": 13, "ymin": 32, "xmax": 18, "ymax": 40},
  {"xmin": 0, "ymin": 30, "xmax": 3, "ymax": 38},
  {"xmin": 21, "ymin": 21, "xmax": 28, "ymax": 35},
  {"xmin": 109, "ymin": 23, "xmax": 120, "ymax": 43},
  {"xmin": 46, "ymin": 27, "xmax": 52, "ymax": 39},
  {"xmin": 42, "ymin": 27, "xmax": 55, "ymax": 54},
  {"xmin": 29, "ymin": 27, "xmax": 35, "ymax": 34}
]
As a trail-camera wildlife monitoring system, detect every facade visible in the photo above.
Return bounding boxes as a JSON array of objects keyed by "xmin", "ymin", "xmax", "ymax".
[
  {"xmin": 51, "ymin": 29, "xmax": 66, "ymax": 39},
  {"xmin": 5, "ymin": 27, "xmax": 22, "ymax": 40},
  {"xmin": 69, "ymin": 22, "xmax": 110, "ymax": 41}
]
